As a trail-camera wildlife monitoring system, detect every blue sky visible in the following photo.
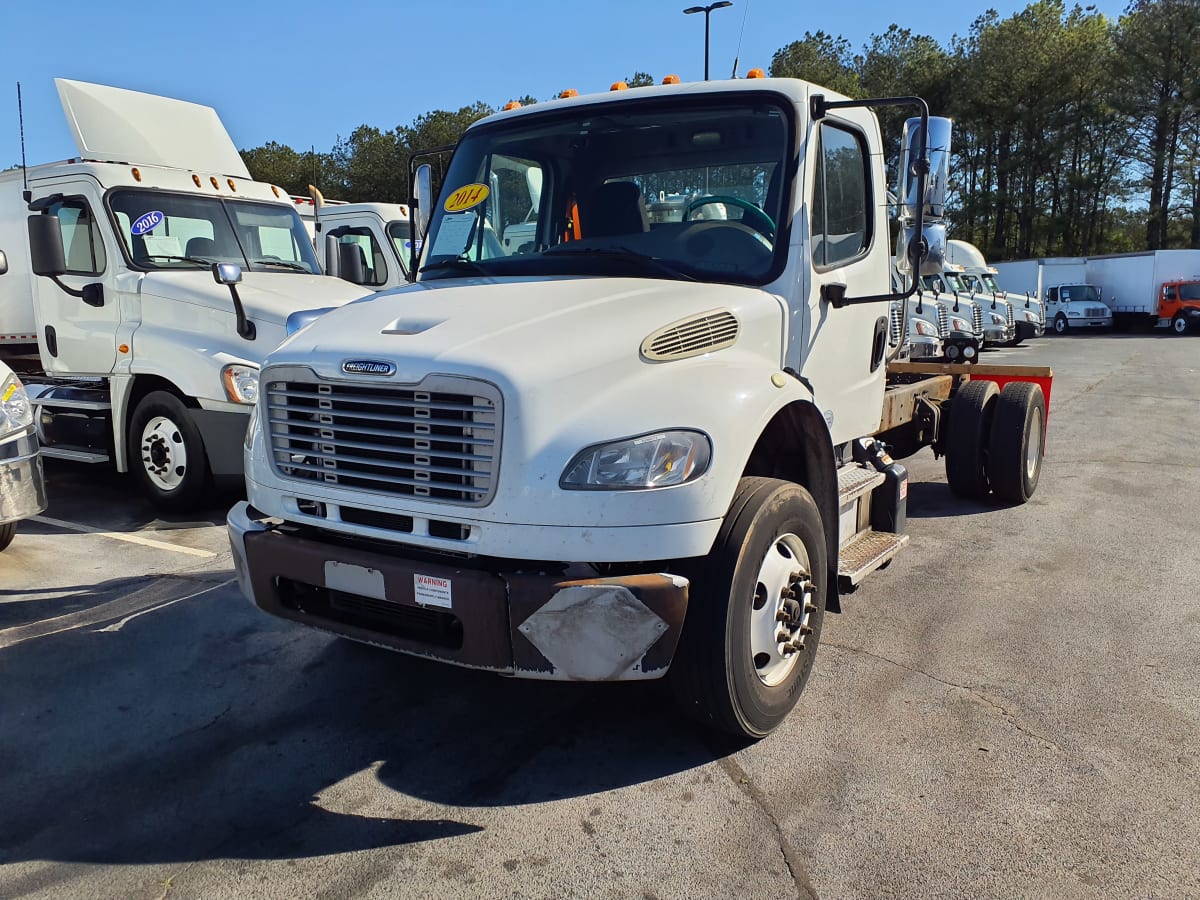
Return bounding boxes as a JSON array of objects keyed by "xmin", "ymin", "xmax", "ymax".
[{"xmin": 3, "ymin": 0, "xmax": 1130, "ymax": 169}]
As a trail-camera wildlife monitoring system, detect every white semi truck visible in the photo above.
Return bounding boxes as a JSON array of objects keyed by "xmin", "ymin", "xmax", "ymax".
[
  {"xmin": 294, "ymin": 197, "xmax": 415, "ymax": 291},
  {"xmin": 0, "ymin": 80, "xmax": 368, "ymax": 510},
  {"xmin": 945, "ymin": 239, "xmax": 1044, "ymax": 344},
  {"xmin": 992, "ymin": 258, "xmax": 1112, "ymax": 335},
  {"xmin": 228, "ymin": 78, "xmax": 1052, "ymax": 738}
]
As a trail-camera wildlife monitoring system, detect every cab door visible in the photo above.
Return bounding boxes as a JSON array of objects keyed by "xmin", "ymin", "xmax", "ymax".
[
  {"xmin": 31, "ymin": 189, "xmax": 122, "ymax": 375},
  {"xmin": 795, "ymin": 112, "xmax": 889, "ymax": 444}
]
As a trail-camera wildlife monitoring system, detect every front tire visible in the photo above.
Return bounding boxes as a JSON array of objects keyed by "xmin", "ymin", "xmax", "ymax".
[
  {"xmin": 0, "ymin": 522, "xmax": 16, "ymax": 552},
  {"xmin": 669, "ymin": 477, "xmax": 828, "ymax": 739},
  {"xmin": 1172, "ymin": 314, "xmax": 1189, "ymax": 335},
  {"xmin": 1053, "ymin": 314, "xmax": 1069, "ymax": 335},
  {"xmin": 129, "ymin": 391, "xmax": 210, "ymax": 511}
]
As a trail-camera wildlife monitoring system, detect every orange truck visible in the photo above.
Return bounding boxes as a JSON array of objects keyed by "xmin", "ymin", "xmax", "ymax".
[{"xmin": 1088, "ymin": 251, "xmax": 1200, "ymax": 334}]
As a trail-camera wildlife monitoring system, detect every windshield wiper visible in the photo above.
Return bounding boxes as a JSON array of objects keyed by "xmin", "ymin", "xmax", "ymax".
[
  {"xmin": 144, "ymin": 254, "xmax": 212, "ymax": 268},
  {"xmin": 542, "ymin": 246, "xmax": 696, "ymax": 282},
  {"xmin": 419, "ymin": 257, "xmax": 490, "ymax": 276},
  {"xmin": 251, "ymin": 259, "xmax": 310, "ymax": 272}
]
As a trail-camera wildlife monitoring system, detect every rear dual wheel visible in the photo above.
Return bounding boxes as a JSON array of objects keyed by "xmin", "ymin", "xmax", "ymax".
[{"xmin": 945, "ymin": 380, "xmax": 1045, "ymax": 505}]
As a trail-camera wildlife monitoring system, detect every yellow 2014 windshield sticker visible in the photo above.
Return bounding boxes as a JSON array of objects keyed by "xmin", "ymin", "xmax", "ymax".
[{"xmin": 444, "ymin": 183, "xmax": 489, "ymax": 213}]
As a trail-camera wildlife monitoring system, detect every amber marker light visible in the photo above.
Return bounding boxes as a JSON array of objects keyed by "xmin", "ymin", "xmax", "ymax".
[
  {"xmin": 271, "ymin": 185, "xmax": 281, "ymax": 197},
  {"xmin": 502, "ymin": 101, "xmax": 522, "ymax": 110},
  {"xmin": 209, "ymin": 177, "xmax": 219, "ymax": 189},
  {"xmin": 118, "ymin": 344, "xmax": 129, "ymax": 354},
  {"xmin": 747, "ymin": 67, "xmax": 765, "ymax": 78},
  {"xmin": 227, "ymin": 179, "xmax": 237, "ymax": 191},
  {"xmin": 559, "ymin": 89, "xmax": 578, "ymax": 98},
  {"xmin": 192, "ymin": 174, "xmax": 202, "ymax": 187},
  {"xmin": 131, "ymin": 167, "xmax": 142, "ymax": 182},
  {"xmin": 662, "ymin": 74, "xmax": 681, "ymax": 84},
  {"xmin": 610, "ymin": 81, "xmax": 628, "ymax": 91}
]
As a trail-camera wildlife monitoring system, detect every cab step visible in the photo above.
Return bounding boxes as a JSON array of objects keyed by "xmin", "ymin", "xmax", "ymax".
[
  {"xmin": 837, "ymin": 529, "xmax": 910, "ymax": 591},
  {"xmin": 39, "ymin": 446, "xmax": 110, "ymax": 464},
  {"xmin": 837, "ymin": 464, "xmax": 885, "ymax": 505}
]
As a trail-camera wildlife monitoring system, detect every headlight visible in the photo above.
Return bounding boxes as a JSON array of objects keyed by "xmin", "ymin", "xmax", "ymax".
[
  {"xmin": 561, "ymin": 430, "xmax": 711, "ymax": 490},
  {"xmin": 990, "ymin": 312, "xmax": 1006, "ymax": 325},
  {"xmin": 949, "ymin": 316, "xmax": 971, "ymax": 332},
  {"xmin": 0, "ymin": 373, "xmax": 34, "ymax": 438},
  {"xmin": 1068, "ymin": 311, "xmax": 1080, "ymax": 317},
  {"xmin": 222, "ymin": 364, "xmax": 260, "ymax": 404},
  {"xmin": 1023, "ymin": 310, "xmax": 1038, "ymax": 322},
  {"xmin": 912, "ymin": 319, "xmax": 937, "ymax": 337}
]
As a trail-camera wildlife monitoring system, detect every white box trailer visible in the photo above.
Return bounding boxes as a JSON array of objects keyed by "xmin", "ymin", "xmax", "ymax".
[
  {"xmin": 992, "ymin": 257, "xmax": 1110, "ymax": 335},
  {"xmin": 1085, "ymin": 250, "xmax": 1200, "ymax": 332},
  {"xmin": 0, "ymin": 79, "xmax": 368, "ymax": 509}
]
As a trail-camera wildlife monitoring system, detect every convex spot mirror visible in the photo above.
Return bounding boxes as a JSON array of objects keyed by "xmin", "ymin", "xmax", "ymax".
[
  {"xmin": 0, "ymin": 249, "xmax": 8, "ymax": 275},
  {"xmin": 897, "ymin": 222, "xmax": 946, "ymax": 276}
]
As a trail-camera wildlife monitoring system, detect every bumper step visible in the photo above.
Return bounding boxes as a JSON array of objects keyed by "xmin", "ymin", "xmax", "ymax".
[{"xmin": 838, "ymin": 529, "xmax": 909, "ymax": 590}]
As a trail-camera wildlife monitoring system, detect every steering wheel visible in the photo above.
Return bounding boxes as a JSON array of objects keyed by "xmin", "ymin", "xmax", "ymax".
[{"xmin": 684, "ymin": 195, "xmax": 775, "ymax": 237}]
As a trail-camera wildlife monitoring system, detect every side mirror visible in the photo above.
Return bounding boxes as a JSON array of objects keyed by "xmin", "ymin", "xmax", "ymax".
[
  {"xmin": 323, "ymin": 234, "xmax": 341, "ymax": 278},
  {"xmin": 27, "ymin": 214, "xmax": 67, "ymax": 276},
  {"xmin": 415, "ymin": 164, "xmax": 433, "ymax": 238},
  {"xmin": 337, "ymin": 242, "xmax": 365, "ymax": 285},
  {"xmin": 213, "ymin": 262, "xmax": 243, "ymax": 285},
  {"xmin": 897, "ymin": 221, "xmax": 946, "ymax": 276},
  {"xmin": 896, "ymin": 116, "xmax": 952, "ymax": 221},
  {"xmin": 0, "ymin": 249, "xmax": 7, "ymax": 275}
]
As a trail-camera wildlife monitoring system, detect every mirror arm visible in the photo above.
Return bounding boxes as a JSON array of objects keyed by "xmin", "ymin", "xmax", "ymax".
[
  {"xmin": 49, "ymin": 274, "xmax": 84, "ymax": 299},
  {"xmin": 228, "ymin": 284, "xmax": 255, "ymax": 340}
]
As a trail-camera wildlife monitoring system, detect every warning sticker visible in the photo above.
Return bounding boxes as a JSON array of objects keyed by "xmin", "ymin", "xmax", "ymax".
[
  {"xmin": 900, "ymin": 478, "xmax": 908, "ymax": 500},
  {"xmin": 443, "ymin": 183, "xmax": 489, "ymax": 212},
  {"xmin": 414, "ymin": 573, "xmax": 452, "ymax": 609}
]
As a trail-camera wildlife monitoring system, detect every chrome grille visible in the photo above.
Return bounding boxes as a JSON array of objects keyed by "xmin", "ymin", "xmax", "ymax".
[
  {"xmin": 935, "ymin": 304, "xmax": 949, "ymax": 337},
  {"xmin": 972, "ymin": 304, "xmax": 984, "ymax": 336},
  {"xmin": 264, "ymin": 368, "xmax": 500, "ymax": 506},
  {"xmin": 1004, "ymin": 302, "xmax": 1014, "ymax": 326},
  {"xmin": 1085, "ymin": 307, "xmax": 1108, "ymax": 317}
]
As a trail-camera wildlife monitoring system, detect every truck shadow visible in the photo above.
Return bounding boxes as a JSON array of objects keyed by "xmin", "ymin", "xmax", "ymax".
[
  {"xmin": 905, "ymin": 481, "xmax": 999, "ymax": 518},
  {"xmin": 0, "ymin": 586, "xmax": 732, "ymax": 870}
]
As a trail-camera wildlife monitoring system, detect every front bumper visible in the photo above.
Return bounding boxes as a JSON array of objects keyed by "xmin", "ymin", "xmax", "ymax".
[
  {"xmin": 1070, "ymin": 317, "xmax": 1112, "ymax": 329},
  {"xmin": 228, "ymin": 501, "xmax": 689, "ymax": 680},
  {"xmin": 0, "ymin": 429, "xmax": 48, "ymax": 525},
  {"xmin": 905, "ymin": 336, "xmax": 943, "ymax": 360},
  {"xmin": 983, "ymin": 324, "xmax": 1016, "ymax": 346},
  {"xmin": 1016, "ymin": 321, "xmax": 1045, "ymax": 339}
]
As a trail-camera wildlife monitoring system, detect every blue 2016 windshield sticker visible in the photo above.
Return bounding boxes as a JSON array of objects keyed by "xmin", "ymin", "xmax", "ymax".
[{"xmin": 131, "ymin": 210, "xmax": 164, "ymax": 236}]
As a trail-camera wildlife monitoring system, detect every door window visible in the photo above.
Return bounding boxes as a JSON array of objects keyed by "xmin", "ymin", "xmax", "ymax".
[
  {"xmin": 811, "ymin": 123, "xmax": 870, "ymax": 269},
  {"xmin": 47, "ymin": 199, "xmax": 107, "ymax": 275},
  {"xmin": 332, "ymin": 228, "xmax": 388, "ymax": 286}
]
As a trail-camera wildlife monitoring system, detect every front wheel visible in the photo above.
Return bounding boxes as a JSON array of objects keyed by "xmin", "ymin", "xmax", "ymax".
[
  {"xmin": 1053, "ymin": 315, "xmax": 1069, "ymax": 335},
  {"xmin": 1172, "ymin": 314, "xmax": 1189, "ymax": 335},
  {"xmin": 669, "ymin": 477, "xmax": 827, "ymax": 739},
  {"xmin": 0, "ymin": 522, "xmax": 16, "ymax": 552},
  {"xmin": 129, "ymin": 391, "xmax": 211, "ymax": 511}
]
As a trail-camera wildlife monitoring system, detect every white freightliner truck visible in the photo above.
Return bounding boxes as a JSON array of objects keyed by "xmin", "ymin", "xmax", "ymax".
[
  {"xmin": 0, "ymin": 80, "xmax": 368, "ymax": 509},
  {"xmin": 992, "ymin": 258, "xmax": 1112, "ymax": 335},
  {"xmin": 294, "ymin": 196, "xmax": 415, "ymax": 291},
  {"xmin": 945, "ymin": 239, "xmax": 1044, "ymax": 344},
  {"xmin": 0, "ymin": 253, "xmax": 47, "ymax": 551},
  {"xmin": 228, "ymin": 78, "xmax": 1053, "ymax": 738}
]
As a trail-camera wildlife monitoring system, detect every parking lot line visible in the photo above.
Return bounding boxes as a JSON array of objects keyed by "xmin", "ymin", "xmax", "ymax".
[{"xmin": 30, "ymin": 515, "xmax": 218, "ymax": 559}]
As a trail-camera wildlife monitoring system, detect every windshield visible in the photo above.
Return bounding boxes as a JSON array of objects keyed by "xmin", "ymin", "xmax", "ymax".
[
  {"xmin": 981, "ymin": 274, "xmax": 1002, "ymax": 292},
  {"xmin": 943, "ymin": 272, "xmax": 968, "ymax": 292},
  {"xmin": 1180, "ymin": 282, "xmax": 1200, "ymax": 302},
  {"xmin": 419, "ymin": 96, "xmax": 792, "ymax": 285},
  {"xmin": 1061, "ymin": 285, "xmax": 1100, "ymax": 303},
  {"xmin": 109, "ymin": 190, "xmax": 320, "ymax": 274}
]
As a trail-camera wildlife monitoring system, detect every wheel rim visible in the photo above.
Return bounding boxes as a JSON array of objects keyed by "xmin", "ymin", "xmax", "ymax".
[
  {"xmin": 1055, "ymin": 318, "xmax": 1066, "ymax": 333},
  {"xmin": 749, "ymin": 533, "xmax": 816, "ymax": 687},
  {"xmin": 141, "ymin": 415, "xmax": 188, "ymax": 491},
  {"xmin": 1026, "ymin": 407, "xmax": 1044, "ymax": 481},
  {"xmin": 1174, "ymin": 318, "xmax": 1187, "ymax": 334}
]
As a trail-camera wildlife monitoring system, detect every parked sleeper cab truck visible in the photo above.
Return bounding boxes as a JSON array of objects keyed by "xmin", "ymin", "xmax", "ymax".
[
  {"xmin": 229, "ymin": 78, "xmax": 1053, "ymax": 739},
  {"xmin": 0, "ymin": 79, "xmax": 367, "ymax": 510},
  {"xmin": 943, "ymin": 239, "xmax": 1044, "ymax": 344},
  {"xmin": 0, "ymin": 254, "xmax": 48, "ymax": 552}
]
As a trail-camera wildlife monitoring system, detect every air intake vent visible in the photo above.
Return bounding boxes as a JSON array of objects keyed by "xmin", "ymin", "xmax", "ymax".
[
  {"xmin": 972, "ymin": 304, "xmax": 984, "ymax": 336},
  {"xmin": 889, "ymin": 302, "xmax": 903, "ymax": 346},
  {"xmin": 935, "ymin": 304, "xmax": 949, "ymax": 337},
  {"xmin": 641, "ymin": 309, "xmax": 739, "ymax": 361}
]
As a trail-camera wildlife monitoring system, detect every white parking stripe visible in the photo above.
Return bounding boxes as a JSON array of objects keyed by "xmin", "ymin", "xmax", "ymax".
[{"xmin": 30, "ymin": 515, "xmax": 217, "ymax": 558}]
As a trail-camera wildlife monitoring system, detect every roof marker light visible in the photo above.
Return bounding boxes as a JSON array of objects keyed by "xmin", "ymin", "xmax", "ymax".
[
  {"xmin": 227, "ymin": 179, "xmax": 237, "ymax": 192},
  {"xmin": 503, "ymin": 101, "xmax": 522, "ymax": 110},
  {"xmin": 746, "ymin": 68, "xmax": 765, "ymax": 78},
  {"xmin": 131, "ymin": 167, "xmax": 142, "ymax": 182},
  {"xmin": 192, "ymin": 174, "xmax": 202, "ymax": 188},
  {"xmin": 610, "ymin": 81, "xmax": 628, "ymax": 91},
  {"xmin": 559, "ymin": 89, "xmax": 578, "ymax": 98},
  {"xmin": 662, "ymin": 74, "xmax": 681, "ymax": 84},
  {"xmin": 271, "ymin": 185, "xmax": 280, "ymax": 197},
  {"xmin": 210, "ymin": 177, "xmax": 220, "ymax": 189}
]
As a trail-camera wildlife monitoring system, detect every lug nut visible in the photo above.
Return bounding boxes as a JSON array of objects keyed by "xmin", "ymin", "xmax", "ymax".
[{"xmin": 799, "ymin": 625, "xmax": 813, "ymax": 636}]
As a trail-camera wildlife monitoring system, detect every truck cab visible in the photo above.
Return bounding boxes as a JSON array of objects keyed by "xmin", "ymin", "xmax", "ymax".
[
  {"xmin": 1045, "ymin": 283, "xmax": 1112, "ymax": 334},
  {"xmin": 305, "ymin": 202, "xmax": 414, "ymax": 291},
  {"xmin": 1158, "ymin": 280, "xmax": 1200, "ymax": 334}
]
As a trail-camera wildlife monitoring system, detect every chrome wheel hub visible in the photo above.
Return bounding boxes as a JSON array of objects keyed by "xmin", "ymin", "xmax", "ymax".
[
  {"xmin": 141, "ymin": 416, "xmax": 187, "ymax": 491},
  {"xmin": 749, "ymin": 533, "xmax": 817, "ymax": 687}
]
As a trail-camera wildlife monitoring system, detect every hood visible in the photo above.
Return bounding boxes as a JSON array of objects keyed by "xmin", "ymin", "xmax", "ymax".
[
  {"xmin": 139, "ymin": 271, "xmax": 372, "ymax": 326},
  {"xmin": 272, "ymin": 276, "xmax": 775, "ymax": 386}
]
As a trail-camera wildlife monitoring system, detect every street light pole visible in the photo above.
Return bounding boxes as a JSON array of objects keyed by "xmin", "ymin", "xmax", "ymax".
[{"xmin": 683, "ymin": 1, "xmax": 733, "ymax": 81}]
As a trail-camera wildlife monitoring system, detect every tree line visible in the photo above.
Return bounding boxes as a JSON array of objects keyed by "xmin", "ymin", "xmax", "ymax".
[{"xmin": 241, "ymin": 0, "xmax": 1200, "ymax": 260}]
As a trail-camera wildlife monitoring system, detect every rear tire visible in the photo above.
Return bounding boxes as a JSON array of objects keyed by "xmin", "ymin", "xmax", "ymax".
[
  {"xmin": 945, "ymin": 379, "xmax": 999, "ymax": 500},
  {"xmin": 0, "ymin": 522, "xmax": 16, "ymax": 552},
  {"xmin": 669, "ymin": 477, "xmax": 827, "ymax": 739},
  {"xmin": 129, "ymin": 391, "xmax": 210, "ymax": 512},
  {"xmin": 986, "ymin": 382, "xmax": 1046, "ymax": 504}
]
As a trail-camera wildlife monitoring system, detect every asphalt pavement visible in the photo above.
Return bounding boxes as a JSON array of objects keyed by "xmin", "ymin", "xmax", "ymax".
[{"xmin": 1, "ymin": 332, "xmax": 1197, "ymax": 899}]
